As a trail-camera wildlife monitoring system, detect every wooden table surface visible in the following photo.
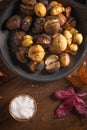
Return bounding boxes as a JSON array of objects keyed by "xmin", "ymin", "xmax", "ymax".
[{"xmin": 0, "ymin": 1, "xmax": 87, "ymax": 130}]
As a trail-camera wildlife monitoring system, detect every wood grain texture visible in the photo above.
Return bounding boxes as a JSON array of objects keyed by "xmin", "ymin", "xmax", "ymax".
[{"xmin": 0, "ymin": 1, "xmax": 87, "ymax": 130}]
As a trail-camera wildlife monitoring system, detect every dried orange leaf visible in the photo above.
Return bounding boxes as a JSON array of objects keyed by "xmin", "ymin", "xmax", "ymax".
[
  {"xmin": 77, "ymin": 62, "xmax": 87, "ymax": 85},
  {"xmin": 67, "ymin": 74, "xmax": 84, "ymax": 87},
  {"xmin": 67, "ymin": 61, "xmax": 87, "ymax": 87}
]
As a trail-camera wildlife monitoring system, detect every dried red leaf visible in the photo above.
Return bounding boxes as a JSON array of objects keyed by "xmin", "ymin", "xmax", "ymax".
[
  {"xmin": 55, "ymin": 87, "xmax": 74, "ymax": 99},
  {"xmin": 74, "ymin": 96, "xmax": 87, "ymax": 115},
  {"xmin": 56, "ymin": 98, "xmax": 73, "ymax": 118},
  {"xmin": 55, "ymin": 87, "xmax": 87, "ymax": 118}
]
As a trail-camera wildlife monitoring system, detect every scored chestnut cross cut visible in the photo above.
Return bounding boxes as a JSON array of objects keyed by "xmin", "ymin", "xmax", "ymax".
[{"xmin": 55, "ymin": 87, "xmax": 87, "ymax": 118}]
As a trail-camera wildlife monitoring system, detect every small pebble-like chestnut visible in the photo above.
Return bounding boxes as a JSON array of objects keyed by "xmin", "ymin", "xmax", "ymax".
[
  {"xmin": 44, "ymin": 16, "xmax": 60, "ymax": 35},
  {"xmin": 45, "ymin": 54, "xmax": 60, "ymax": 73},
  {"xmin": 16, "ymin": 47, "xmax": 28, "ymax": 63},
  {"xmin": 49, "ymin": 1, "xmax": 62, "ymax": 8},
  {"xmin": 69, "ymin": 43, "xmax": 78, "ymax": 54},
  {"xmin": 34, "ymin": 3, "xmax": 46, "ymax": 17},
  {"xmin": 36, "ymin": 34, "xmax": 51, "ymax": 48},
  {"xmin": 6, "ymin": 15, "xmax": 21, "ymax": 30},
  {"xmin": 73, "ymin": 33, "xmax": 83, "ymax": 44},
  {"xmin": 50, "ymin": 33, "xmax": 67, "ymax": 54},
  {"xmin": 22, "ymin": 35, "xmax": 33, "ymax": 47},
  {"xmin": 60, "ymin": 53, "xmax": 70, "ymax": 67},
  {"xmin": 69, "ymin": 27, "xmax": 78, "ymax": 35},
  {"xmin": 64, "ymin": 30, "xmax": 72, "ymax": 45},
  {"xmin": 29, "ymin": 60, "xmax": 44, "ymax": 72},
  {"xmin": 64, "ymin": 30, "xmax": 72, "ymax": 39},
  {"xmin": 21, "ymin": 16, "xmax": 32, "ymax": 32},
  {"xmin": 13, "ymin": 31, "xmax": 26, "ymax": 46},
  {"xmin": 28, "ymin": 45, "xmax": 45, "ymax": 62},
  {"xmin": 50, "ymin": 5, "xmax": 65, "ymax": 16},
  {"xmin": 47, "ymin": 1, "xmax": 62, "ymax": 13}
]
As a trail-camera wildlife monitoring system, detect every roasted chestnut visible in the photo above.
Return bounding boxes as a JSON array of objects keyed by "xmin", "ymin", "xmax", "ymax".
[
  {"xmin": 36, "ymin": 33, "xmax": 51, "ymax": 48},
  {"xmin": 13, "ymin": 31, "xmax": 26, "ymax": 46},
  {"xmin": 22, "ymin": 35, "xmax": 33, "ymax": 47},
  {"xmin": 45, "ymin": 54, "xmax": 60, "ymax": 73},
  {"xmin": 20, "ymin": 0, "xmax": 36, "ymax": 15},
  {"xmin": 28, "ymin": 45, "xmax": 45, "ymax": 62},
  {"xmin": 16, "ymin": 47, "xmax": 28, "ymax": 63},
  {"xmin": 60, "ymin": 53, "xmax": 70, "ymax": 67},
  {"xmin": 69, "ymin": 43, "xmax": 78, "ymax": 55},
  {"xmin": 6, "ymin": 15, "xmax": 21, "ymax": 30},
  {"xmin": 73, "ymin": 33, "xmax": 83, "ymax": 45},
  {"xmin": 58, "ymin": 13, "xmax": 66, "ymax": 26},
  {"xmin": 34, "ymin": 3, "xmax": 46, "ymax": 17},
  {"xmin": 50, "ymin": 5, "xmax": 65, "ymax": 16},
  {"xmin": 50, "ymin": 33, "xmax": 67, "ymax": 54},
  {"xmin": 64, "ymin": 30, "xmax": 72, "ymax": 45},
  {"xmin": 21, "ymin": 16, "xmax": 32, "ymax": 32},
  {"xmin": 29, "ymin": 60, "xmax": 44, "ymax": 72},
  {"xmin": 44, "ymin": 16, "xmax": 60, "ymax": 35},
  {"xmin": 20, "ymin": 4, "xmax": 34, "ymax": 16}
]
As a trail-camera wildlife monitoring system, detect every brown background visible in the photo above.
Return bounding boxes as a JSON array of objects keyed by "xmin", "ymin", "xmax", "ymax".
[{"xmin": 0, "ymin": 0, "xmax": 87, "ymax": 130}]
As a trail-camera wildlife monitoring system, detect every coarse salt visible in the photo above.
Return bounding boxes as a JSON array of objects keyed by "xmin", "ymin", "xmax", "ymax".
[{"xmin": 9, "ymin": 95, "xmax": 36, "ymax": 120}]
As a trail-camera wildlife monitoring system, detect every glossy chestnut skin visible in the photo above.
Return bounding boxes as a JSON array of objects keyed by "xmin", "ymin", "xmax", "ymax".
[
  {"xmin": 6, "ymin": 15, "xmax": 21, "ymax": 30},
  {"xmin": 13, "ymin": 31, "xmax": 26, "ymax": 46},
  {"xmin": 44, "ymin": 16, "xmax": 61, "ymax": 35},
  {"xmin": 21, "ymin": 16, "xmax": 32, "ymax": 32},
  {"xmin": 58, "ymin": 13, "xmax": 66, "ymax": 26},
  {"xmin": 45, "ymin": 54, "xmax": 61, "ymax": 73},
  {"xmin": 16, "ymin": 47, "xmax": 28, "ymax": 63},
  {"xmin": 20, "ymin": 0, "xmax": 37, "ymax": 15},
  {"xmin": 36, "ymin": 33, "xmax": 51, "ymax": 48},
  {"xmin": 20, "ymin": 4, "xmax": 34, "ymax": 16},
  {"xmin": 29, "ymin": 60, "xmax": 44, "ymax": 72}
]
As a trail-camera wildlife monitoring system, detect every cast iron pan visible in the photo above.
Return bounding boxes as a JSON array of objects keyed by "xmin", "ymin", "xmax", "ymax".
[{"xmin": 0, "ymin": 0, "xmax": 87, "ymax": 82}]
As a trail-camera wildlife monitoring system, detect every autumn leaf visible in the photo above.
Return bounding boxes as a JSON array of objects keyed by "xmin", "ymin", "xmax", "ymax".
[{"xmin": 67, "ymin": 61, "xmax": 87, "ymax": 87}]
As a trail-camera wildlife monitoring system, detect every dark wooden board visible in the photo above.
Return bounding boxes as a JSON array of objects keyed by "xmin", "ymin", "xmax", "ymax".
[{"xmin": 0, "ymin": 1, "xmax": 87, "ymax": 130}]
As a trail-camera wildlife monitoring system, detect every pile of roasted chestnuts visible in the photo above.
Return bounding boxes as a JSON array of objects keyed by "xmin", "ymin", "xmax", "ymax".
[{"xmin": 6, "ymin": 0, "xmax": 83, "ymax": 73}]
